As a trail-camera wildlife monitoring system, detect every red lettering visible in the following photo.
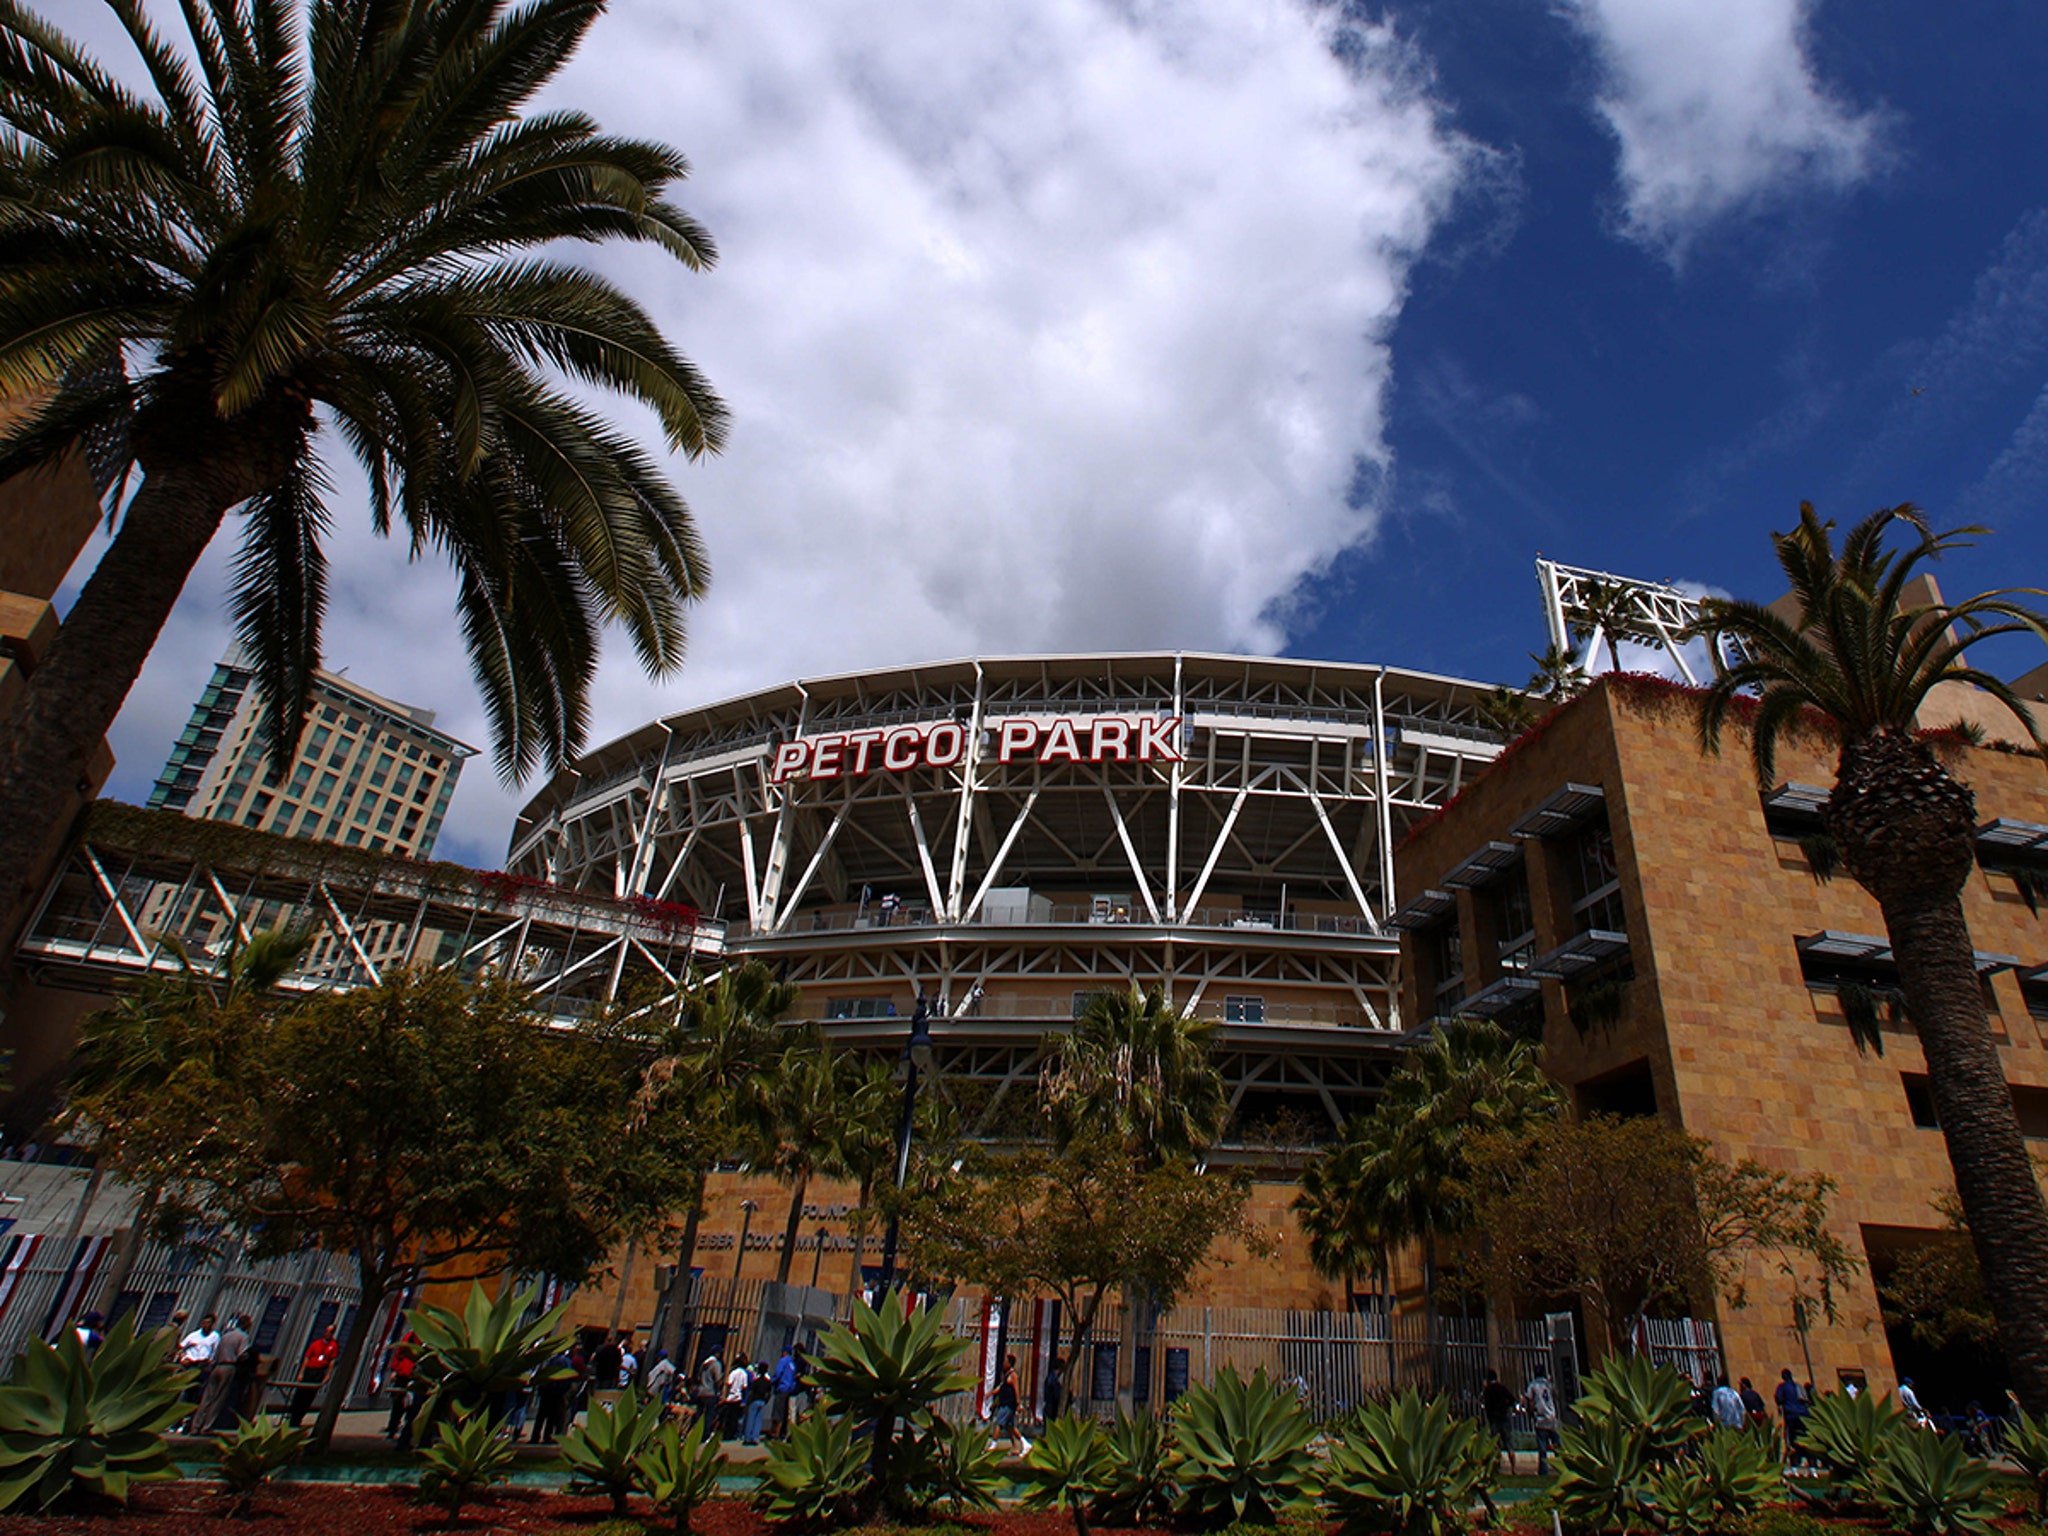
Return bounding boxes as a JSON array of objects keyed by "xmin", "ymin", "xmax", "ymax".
[
  {"xmin": 882, "ymin": 726, "xmax": 924, "ymax": 771},
  {"xmin": 811, "ymin": 733, "xmax": 847, "ymax": 778},
  {"xmin": 924, "ymin": 721, "xmax": 967, "ymax": 766},
  {"xmin": 1089, "ymin": 717, "xmax": 1132, "ymax": 762},
  {"xmin": 772, "ymin": 741, "xmax": 810, "ymax": 782},
  {"xmin": 1040, "ymin": 717, "xmax": 1082, "ymax": 763},
  {"xmin": 1137, "ymin": 717, "xmax": 1183, "ymax": 761},
  {"xmin": 845, "ymin": 729, "xmax": 886, "ymax": 774},
  {"xmin": 997, "ymin": 719, "xmax": 1040, "ymax": 762}
]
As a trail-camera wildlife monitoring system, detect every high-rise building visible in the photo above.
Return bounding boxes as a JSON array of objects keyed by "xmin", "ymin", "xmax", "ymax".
[{"xmin": 150, "ymin": 649, "xmax": 474, "ymax": 860}]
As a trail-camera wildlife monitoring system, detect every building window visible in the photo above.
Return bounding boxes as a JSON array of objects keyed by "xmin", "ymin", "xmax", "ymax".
[
  {"xmin": 1568, "ymin": 820, "xmax": 1626, "ymax": 934},
  {"xmin": 1492, "ymin": 861, "xmax": 1536, "ymax": 970},
  {"xmin": 1223, "ymin": 995, "xmax": 1266, "ymax": 1023},
  {"xmin": 1902, "ymin": 1075, "xmax": 1939, "ymax": 1129},
  {"xmin": 826, "ymin": 997, "xmax": 898, "ymax": 1020},
  {"xmin": 1429, "ymin": 916, "xmax": 1464, "ymax": 1013},
  {"xmin": 1071, "ymin": 990, "xmax": 1114, "ymax": 1018}
]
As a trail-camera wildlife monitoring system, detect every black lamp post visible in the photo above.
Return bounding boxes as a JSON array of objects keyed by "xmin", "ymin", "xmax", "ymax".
[
  {"xmin": 875, "ymin": 994, "xmax": 935, "ymax": 1295},
  {"xmin": 735, "ymin": 1198, "xmax": 759, "ymax": 1282}
]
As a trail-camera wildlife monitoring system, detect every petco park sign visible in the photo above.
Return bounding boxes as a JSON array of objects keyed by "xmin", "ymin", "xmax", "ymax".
[{"xmin": 771, "ymin": 715, "xmax": 1184, "ymax": 783}]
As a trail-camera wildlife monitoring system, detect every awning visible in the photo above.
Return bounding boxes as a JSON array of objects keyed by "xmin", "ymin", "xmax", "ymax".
[
  {"xmin": 1509, "ymin": 782, "xmax": 1606, "ymax": 840},
  {"xmin": 1528, "ymin": 928, "xmax": 1631, "ymax": 981},
  {"xmin": 1763, "ymin": 782, "xmax": 1830, "ymax": 820},
  {"xmin": 1455, "ymin": 974, "xmax": 1544, "ymax": 1018},
  {"xmin": 1439, "ymin": 841, "xmax": 1522, "ymax": 890},
  {"xmin": 1389, "ymin": 889, "xmax": 1458, "ymax": 931},
  {"xmin": 1798, "ymin": 930, "xmax": 2019, "ymax": 973},
  {"xmin": 1978, "ymin": 818, "xmax": 2048, "ymax": 856}
]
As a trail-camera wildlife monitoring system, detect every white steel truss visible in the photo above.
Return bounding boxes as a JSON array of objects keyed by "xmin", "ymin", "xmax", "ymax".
[{"xmin": 1535, "ymin": 558, "xmax": 1737, "ymax": 686}]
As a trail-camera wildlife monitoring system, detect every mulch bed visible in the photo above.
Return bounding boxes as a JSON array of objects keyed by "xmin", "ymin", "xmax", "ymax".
[{"xmin": 6, "ymin": 1487, "xmax": 1168, "ymax": 1536}]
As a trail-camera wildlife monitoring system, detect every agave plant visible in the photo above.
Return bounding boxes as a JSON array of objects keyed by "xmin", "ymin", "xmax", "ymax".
[
  {"xmin": 415, "ymin": 1411, "xmax": 519, "ymax": 1519},
  {"xmin": 1097, "ymin": 1409, "xmax": 1176, "ymax": 1526},
  {"xmin": 0, "ymin": 1314, "xmax": 189, "ymax": 1512},
  {"xmin": 560, "ymin": 1390, "xmax": 664, "ymax": 1514},
  {"xmin": 1322, "ymin": 1390, "xmax": 1498, "ymax": 1536},
  {"xmin": 1021, "ymin": 1414, "xmax": 1115, "ymax": 1536},
  {"xmin": 1800, "ymin": 1389, "xmax": 1908, "ymax": 1500},
  {"xmin": 905, "ymin": 1416, "xmax": 1009, "ymax": 1514},
  {"xmin": 1552, "ymin": 1414, "xmax": 1655, "ymax": 1536},
  {"xmin": 1869, "ymin": 1430, "xmax": 1999, "ymax": 1536},
  {"xmin": 636, "ymin": 1418, "xmax": 726, "ymax": 1535},
  {"xmin": 756, "ymin": 1410, "xmax": 868, "ymax": 1530},
  {"xmin": 1641, "ymin": 1462, "xmax": 1719, "ymax": 1536},
  {"xmin": 806, "ymin": 1289, "xmax": 973, "ymax": 1500},
  {"xmin": 2003, "ymin": 1405, "xmax": 2048, "ymax": 1517},
  {"xmin": 213, "ymin": 1414, "xmax": 310, "ymax": 1515},
  {"xmin": 407, "ymin": 1282, "xmax": 572, "ymax": 1431},
  {"xmin": 1169, "ymin": 1364, "xmax": 1319, "ymax": 1529},
  {"xmin": 1692, "ymin": 1428, "xmax": 1780, "ymax": 1522},
  {"xmin": 1573, "ymin": 1355, "xmax": 1704, "ymax": 1463}
]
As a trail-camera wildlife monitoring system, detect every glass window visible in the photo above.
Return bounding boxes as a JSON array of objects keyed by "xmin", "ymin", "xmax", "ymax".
[
  {"xmin": 310, "ymin": 788, "xmax": 330, "ymax": 809},
  {"xmin": 1223, "ymin": 995, "xmax": 1266, "ymax": 1023},
  {"xmin": 1493, "ymin": 862, "xmax": 1535, "ymax": 952},
  {"xmin": 1569, "ymin": 820, "xmax": 1626, "ymax": 934},
  {"xmin": 344, "ymin": 829, "xmax": 363, "ymax": 846},
  {"xmin": 309, "ymin": 726, "xmax": 330, "ymax": 748}
]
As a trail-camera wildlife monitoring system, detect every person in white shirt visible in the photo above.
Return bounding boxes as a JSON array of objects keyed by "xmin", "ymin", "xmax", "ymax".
[
  {"xmin": 177, "ymin": 1313, "xmax": 221, "ymax": 1368},
  {"xmin": 619, "ymin": 1345, "xmax": 637, "ymax": 1389},
  {"xmin": 723, "ymin": 1352, "xmax": 751, "ymax": 1439},
  {"xmin": 1899, "ymin": 1377, "xmax": 1929, "ymax": 1424}
]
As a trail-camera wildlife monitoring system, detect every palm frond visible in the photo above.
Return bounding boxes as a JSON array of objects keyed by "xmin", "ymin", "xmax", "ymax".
[{"xmin": 230, "ymin": 447, "xmax": 331, "ymax": 781}]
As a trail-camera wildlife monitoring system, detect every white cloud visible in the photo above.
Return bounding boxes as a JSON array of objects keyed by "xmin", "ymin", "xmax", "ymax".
[
  {"xmin": 84, "ymin": 0, "xmax": 1480, "ymax": 866},
  {"xmin": 1556, "ymin": 0, "xmax": 1883, "ymax": 257}
]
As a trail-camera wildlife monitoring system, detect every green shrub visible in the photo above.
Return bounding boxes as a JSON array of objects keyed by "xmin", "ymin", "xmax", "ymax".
[
  {"xmin": 1552, "ymin": 1414, "xmax": 1654, "ymax": 1535},
  {"xmin": 1692, "ymin": 1428, "xmax": 1779, "ymax": 1523},
  {"xmin": 1022, "ymin": 1414, "xmax": 1115, "ymax": 1536},
  {"xmin": 756, "ymin": 1410, "xmax": 868, "ymax": 1530},
  {"xmin": 2006, "ymin": 1407, "xmax": 2048, "ymax": 1519},
  {"xmin": 213, "ymin": 1414, "xmax": 310, "ymax": 1514},
  {"xmin": 807, "ymin": 1290, "xmax": 973, "ymax": 1506},
  {"xmin": 1097, "ymin": 1409, "xmax": 1176, "ymax": 1526},
  {"xmin": 1739, "ymin": 1510, "xmax": 1833, "ymax": 1536},
  {"xmin": 1799, "ymin": 1390, "xmax": 1907, "ymax": 1499},
  {"xmin": 1322, "ymin": 1390, "xmax": 1498, "ymax": 1536},
  {"xmin": 0, "ymin": 1314, "xmax": 189, "ymax": 1512},
  {"xmin": 635, "ymin": 1418, "xmax": 726, "ymax": 1535},
  {"xmin": 1572, "ymin": 1355, "xmax": 1704, "ymax": 1463},
  {"xmin": 407, "ymin": 1282, "xmax": 572, "ymax": 1430},
  {"xmin": 415, "ymin": 1410, "xmax": 518, "ymax": 1518},
  {"xmin": 1869, "ymin": 1430, "xmax": 1999, "ymax": 1536},
  {"xmin": 1169, "ymin": 1364, "xmax": 1319, "ymax": 1529},
  {"xmin": 561, "ymin": 1390, "xmax": 664, "ymax": 1514},
  {"xmin": 909, "ymin": 1417, "xmax": 1008, "ymax": 1514},
  {"xmin": 1640, "ymin": 1462, "xmax": 1718, "ymax": 1536}
]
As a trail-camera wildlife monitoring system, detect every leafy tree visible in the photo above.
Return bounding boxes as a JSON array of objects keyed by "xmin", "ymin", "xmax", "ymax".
[
  {"xmin": 636, "ymin": 961, "xmax": 794, "ymax": 1349},
  {"xmin": 1467, "ymin": 1114, "xmax": 1857, "ymax": 1354},
  {"xmin": 1686, "ymin": 503, "xmax": 2048, "ymax": 1408},
  {"xmin": 1300, "ymin": 1018, "xmax": 1562, "ymax": 1371},
  {"xmin": 69, "ymin": 967, "xmax": 686, "ymax": 1451},
  {"xmin": 1042, "ymin": 984, "xmax": 1227, "ymax": 1166},
  {"xmin": 756, "ymin": 1040, "xmax": 852, "ymax": 1284},
  {"xmin": 0, "ymin": 0, "xmax": 727, "ymax": 955},
  {"xmin": 900, "ymin": 1131, "xmax": 1267, "ymax": 1370},
  {"xmin": 1878, "ymin": 1194, "xmax": 1996, "ymax": 1350}
]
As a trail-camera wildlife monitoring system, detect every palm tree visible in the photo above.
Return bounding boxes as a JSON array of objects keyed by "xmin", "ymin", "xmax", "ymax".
[
  {"xmin": 1041, "ymin": 985, "xmax": 1228, "ymax": 1166},
  {"xmin": 638, "ymin": 962, "xmax": 794, "ymax": 1350},
  {"xmin": 0, "ymin": 0, "xmax": 726, "ymax": 952},
  {"xmin": 756, "ymin": 1041, "xmax": 852, "ymax": 1285},
  {"xmin": 1306, "ymin": 1017, "xmax": 1562, "ymax": 1383},
  {"xmin": 1686, "ymin": 502, "xmax": 2048, "ymax": 1411}
]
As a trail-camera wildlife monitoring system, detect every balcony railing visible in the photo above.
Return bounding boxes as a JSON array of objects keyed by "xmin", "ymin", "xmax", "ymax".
[{"xmin": 729, "ymin": 904, "xmax": 1383, "ymax": 941}]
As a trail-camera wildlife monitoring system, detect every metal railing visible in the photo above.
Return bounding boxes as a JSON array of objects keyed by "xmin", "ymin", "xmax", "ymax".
[{"xmin": 739, "ymin": 905, "xmax": 1383, "ymax": 941}]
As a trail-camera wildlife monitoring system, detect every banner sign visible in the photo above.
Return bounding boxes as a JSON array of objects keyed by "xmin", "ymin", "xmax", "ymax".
[{"xmin": 772, "ymin": 715, "xmax": 1184, "ymax": 784}]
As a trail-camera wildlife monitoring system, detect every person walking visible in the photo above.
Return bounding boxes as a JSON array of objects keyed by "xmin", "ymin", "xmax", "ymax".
[
  {"xmin": 1522, "ymin": 1369, "xmax": 1560, "ymax": 1476},
  {"xmin": 1776, "ymin": 1369, "xmax": 1808, "ymax": 1465},
  {"xmin": 1711, "ymin": 1375, "xmax": 1745, "ymax": 1429},
  {"xmin": 692, "ymin": 1348, "xmax": 725, "ymax": 1440},
  {"xmin": 174, "ymin": 1313, "xmax": 219, "ymax": 1430},
  {"xmin": 288, "ymin": 1325, "xmax": 340, "ymax": 1427},
  {"xmin": 589, "ymin": 1328, "xmax": 625, "ymax": 1413},
  {"xmin": 743, "ymin": 1353, "xmax": 773, "ymax": 1445},
  {"xmin": 770, "ymin": 1344, "xmax": 799, "ymax": 1438},
  {"xmin": 1482, "ymin": 1370, "xmax": 1517, "ymax": 1475},
  {"xmin": 1898, "ymin": 1376, "xmax": 1930, "ymax": 1427},
  {"xmin": 530, "ymin": 1345, "xmax": 576, "ymax": 1444},
  {"xmin": 72, "ymin": 1310, "xmax": 105, "ymax": 1351},
  {"xmin": 197, "ymin": 1314, "xmax": 251, "ymax": 1433},
  {"xmin": 989, "ymin": 1354, "xmax": 1026, "ymax": 1457},
  {"xmin": 645, "ymin": 1348, "xmax": 678, "ymax": 1414},
  {"xmin": 1042, "ymin": 1355, "xmax": 1065, "ymax": 1425},
  {"xmin": 384, "ymin": 1333, "xmax": 420, "ymax": 1443},
  {"xmin": 722, "ymin": 1352, "xmax": 751, "ymax": 1439},
  {"xmin": 1738, "ymin": 1376, "xmax": 1769, "ymax": 1428}
]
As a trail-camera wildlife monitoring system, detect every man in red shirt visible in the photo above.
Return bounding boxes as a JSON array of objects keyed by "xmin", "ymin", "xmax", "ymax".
[{"xmin": 288, "ymin": 1324, "xmax": 341, "ymax": 1427}]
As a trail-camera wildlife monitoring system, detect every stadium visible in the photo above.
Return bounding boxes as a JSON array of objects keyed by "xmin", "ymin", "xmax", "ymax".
[{"xmin": 507, "ymin": 652, "xmax": 1509, "ymax": 1164}]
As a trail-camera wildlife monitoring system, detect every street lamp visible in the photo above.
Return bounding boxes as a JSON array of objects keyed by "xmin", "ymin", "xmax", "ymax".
[
  {"xmin": 735, "ymin": 1198, "xmax": 759, "ymax": 1282},
  {"xmin": 875, "ymin": 995, "xmax": 935, "ymax": 1294},
  {"xmin": 810, "ymin": 1223, "xmax": 829, "ymax": 1289}
]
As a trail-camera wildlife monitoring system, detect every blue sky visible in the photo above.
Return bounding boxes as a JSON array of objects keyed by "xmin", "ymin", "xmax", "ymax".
[
  {"xmin": 1301, "ymin": 0, "xmax": 2048, "ymax": 685},
  {"xmin": 80, "ymin": 0, "xmax": 2048, "ymax": 866}
]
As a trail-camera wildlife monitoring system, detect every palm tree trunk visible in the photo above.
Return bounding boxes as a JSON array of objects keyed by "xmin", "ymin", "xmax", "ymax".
[
  {"xmin": 0, "ymin": 460, "xmax": 239, "ymax": 956},
  {"xmin": 90, "ymin": 1179, "xmax": 163, "ymax": 1318},
  {"xmin": 1884, "ymin": 885, "xmax": 2048, "ymax": 1413},
  {"xmin": 657, "ymin": 1170, "xmax": 709, "ymax": 1359},
  {"xmin": 775, "ymin": 1173, "xmax": 809, "ymax": 1285}
]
